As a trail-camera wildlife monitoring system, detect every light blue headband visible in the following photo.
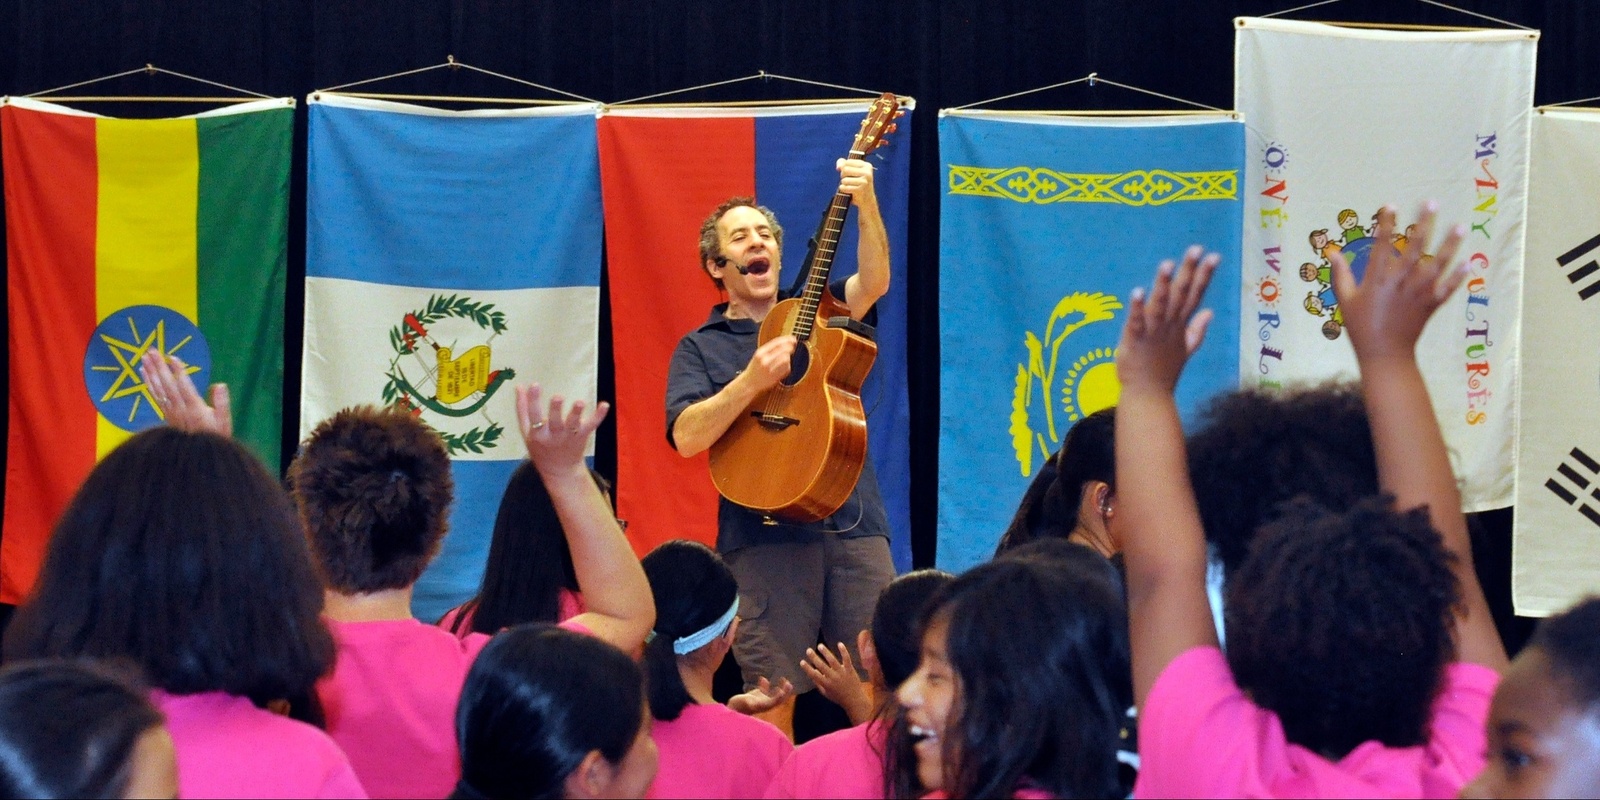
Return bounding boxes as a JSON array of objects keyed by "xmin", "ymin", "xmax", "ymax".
[{"xmin": 668, "ymin": 597, "xmax": 740, "ymax": 656}]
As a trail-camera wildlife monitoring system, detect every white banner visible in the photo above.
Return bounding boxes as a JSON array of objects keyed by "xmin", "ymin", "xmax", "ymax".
[
  {"xmin": 1513, "ymin": 109, "xmax": 1600, "ymax": 616},
  {"xmin": 1236, "ymin": 18, "xmax": 1537, "ymax": 510}
]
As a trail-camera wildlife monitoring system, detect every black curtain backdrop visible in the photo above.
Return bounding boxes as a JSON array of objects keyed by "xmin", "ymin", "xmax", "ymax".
[{"xmin": 2, "ymin": 0, "xmax": 1590, "ymax": 647}]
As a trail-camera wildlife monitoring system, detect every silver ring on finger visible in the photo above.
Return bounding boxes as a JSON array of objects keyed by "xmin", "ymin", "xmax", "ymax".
[{"xmin": 529, "ymin": 421, "xmax": 546, "ymax": 431}]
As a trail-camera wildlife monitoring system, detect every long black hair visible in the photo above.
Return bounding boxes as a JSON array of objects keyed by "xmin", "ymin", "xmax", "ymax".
[
  {"xmin": 995, "ymin": 407, "xmax": 1116, "ymax": 555},
  {"xmin": 450, "ymin": 463, "xmax": 603, "ymax": 636},
  {"xmin": 889, "ymin": 549, "xmax": 1129, "ymax": 799},
  {"xmin": 640, "ymin": 540, "xmax": 738, "ymax": 721},
  {"xmin": 4, "ymin": 428, "xmax": 335, "ymax": 703},
  {"xmin": 454, "ymin": 624, "xmax": 645, "ymax": 800},
  {"xmin": 871, "ymin": 571, "xmax": 954, "ymax": 800},
  {"xmin": 0, "ymin": 659, "xmax": 165, "ymax": 799},
  {"xmin": 871, "ymin": 570, "xmax": 955, "ymax": 692}
]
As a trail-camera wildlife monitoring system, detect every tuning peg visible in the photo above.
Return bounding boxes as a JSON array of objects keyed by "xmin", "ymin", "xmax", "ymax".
[
  {"xmin": 885, "ymin": 123, "xmax": 898, "ymax": 135},
  {"xmin": 894, "ymin": 109, "xmax": 905, "ymax": 118}
]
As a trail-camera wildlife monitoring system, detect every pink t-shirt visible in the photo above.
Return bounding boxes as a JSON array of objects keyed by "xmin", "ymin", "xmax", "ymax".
[
  {"xmin": 153, "ymin": 690, "xmax": 366, "ymax": 799},
  {"xmin": 765, "ymin": 720, "xmax": 886, "ymax": 799},
  {"xmin": 437, "ymin": 589, "xmax": 586, "ymax": 637},
  {"xmin": 317, "ymin": 618, "xmax": 491, "ymax": 799},
  {"xmin": 649, "ymin": 703, "xmax": 794, "ymax": 799},
  {"xmin": 922, "ymin": 789, "xmax": 1053, "ymax": 799},
  {"xmin": 1135, "ymin": 646, "xmax": 1500, "ymax": 799}
]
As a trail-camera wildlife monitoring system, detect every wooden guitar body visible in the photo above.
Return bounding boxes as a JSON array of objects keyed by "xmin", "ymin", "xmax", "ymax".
[
  {"xmin": 705, "ymin": 91, "xmax": 900, "ymax": 524},
  {"xmin": 708, "ymin": 294, "xmax": 878, "ymax": 523}
]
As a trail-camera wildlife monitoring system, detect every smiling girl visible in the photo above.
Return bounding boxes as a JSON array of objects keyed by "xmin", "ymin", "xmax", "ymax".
[
  {"xmin": 1463, "ymin": 597, "xmax": 1600, "ymax": 799},
  {"xmin": 891, "ymin": 546, "xmax": 1129, "ymax": 799}
]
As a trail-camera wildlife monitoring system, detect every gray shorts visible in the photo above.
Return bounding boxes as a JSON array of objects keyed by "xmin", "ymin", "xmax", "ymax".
[{"xmin": 724, "ymin": 535, "xmax": 895, "ymax": 694}]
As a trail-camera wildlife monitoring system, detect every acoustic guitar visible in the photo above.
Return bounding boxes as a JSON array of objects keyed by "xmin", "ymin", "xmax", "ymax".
[{"xmin": 708, "ymin": 93, "xmax": 902, "ymax": 523}]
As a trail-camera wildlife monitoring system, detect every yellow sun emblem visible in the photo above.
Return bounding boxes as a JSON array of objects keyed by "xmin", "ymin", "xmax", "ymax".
[
  {"xmin": 1061, "ymin": 347, "xmax": 1120, "ymax": 422},
  {"xmin": 1008, "ymin": 292, "xmax": 1123, "ymax": 477}
]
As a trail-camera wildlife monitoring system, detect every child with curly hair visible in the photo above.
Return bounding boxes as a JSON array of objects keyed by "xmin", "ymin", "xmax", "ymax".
[
  {"xmin": 1115, "ymin": 205, "xmax": 1506, "ymax": 798},
  {"xmin": 287, "ymin": 385, "xmax": 654, "ymax": 799}
]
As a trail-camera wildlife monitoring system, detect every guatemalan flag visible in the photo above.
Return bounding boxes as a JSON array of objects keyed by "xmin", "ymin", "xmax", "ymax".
[
  {"xmin": 938, "ymin": 112, "xmax": 1244, "ymax": 572},
  {"xmin": 599, "ymin": 101, "xmax": 915, "ymax": 571},
  {"xmin": 303, "ymin": 95, "xmax": 603, "ymax": 622}
]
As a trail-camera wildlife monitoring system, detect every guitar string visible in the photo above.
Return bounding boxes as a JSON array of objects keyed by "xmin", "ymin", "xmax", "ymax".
[{"xmin": 763, "ymin": 113, "xmax": 884, "ymax": 425}]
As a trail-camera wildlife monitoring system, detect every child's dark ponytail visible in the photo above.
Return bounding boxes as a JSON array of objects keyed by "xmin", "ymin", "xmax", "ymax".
[{"xmin": 640, "ymin": 540, "xmax": 739, "ymax": 721}]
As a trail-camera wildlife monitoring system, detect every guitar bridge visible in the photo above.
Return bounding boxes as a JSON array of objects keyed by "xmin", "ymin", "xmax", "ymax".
[{"xmin": 751, "ymin": 412, "xmax": 800, "ymax": 431}]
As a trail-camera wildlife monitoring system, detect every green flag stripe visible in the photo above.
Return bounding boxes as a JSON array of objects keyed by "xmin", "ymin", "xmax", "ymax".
[{"xmin": 196, "ymin": 108, "xmax": 293, "ymax": 472}]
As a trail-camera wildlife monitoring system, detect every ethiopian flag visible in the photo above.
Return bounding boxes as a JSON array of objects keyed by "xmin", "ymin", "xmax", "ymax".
[{"xmin": 1, "ymin": 96, "xmax": 292, "ymax": 603}]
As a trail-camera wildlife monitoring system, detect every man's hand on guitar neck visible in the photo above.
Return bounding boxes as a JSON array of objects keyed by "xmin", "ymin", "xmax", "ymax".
[
  {"xmin": 837, "ymin": 158, "xmax": 890, "ymax": 322},
  {"xmin": 669, "ymin": 335, "xmax": 797, "ymax": 458},
  {"xmin": 837, "ymin": 158, "xmax": 878, "ymax": 210}
]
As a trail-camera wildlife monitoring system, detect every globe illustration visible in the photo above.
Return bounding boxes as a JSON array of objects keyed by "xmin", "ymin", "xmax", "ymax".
[{"xmin": 1337, "ymin": 235, "xmax": 1398, "ymax": 284}]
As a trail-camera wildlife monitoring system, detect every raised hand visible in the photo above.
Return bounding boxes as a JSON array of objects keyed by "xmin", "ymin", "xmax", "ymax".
[
  {"xmin": 516, "ymin": 383, "xmax": 608, "ymax": 475},
  {"xmin": 1330, "ymin": 203, "xmax": 1468, "ymax": 363},
  {"xmin": 140, "ymin": 350, "xmax": 232, "ymax": 436},
  {"xmin": 800, "ymin": 642, "xmax": 874, "ymax": 725},
  {"xmin": 836, "ymin": 158, "xmax": 878, "ymax": 207},
  {"xmin": 727, "ymin": 676, "xmax": 796, "ymax": 716},
  {"xmin": 1115, "ymin": 245, "xmax": 1220, "ymax": 396}
]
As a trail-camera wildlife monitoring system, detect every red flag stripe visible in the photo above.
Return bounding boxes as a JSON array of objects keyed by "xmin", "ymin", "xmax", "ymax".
[
  {"xmin": 599, "ymin": 116, "xmax": 755, "ymax": 557},
  {"xmin": 1, "ymin": 107, "xmax": 101, "ymax": 603}
]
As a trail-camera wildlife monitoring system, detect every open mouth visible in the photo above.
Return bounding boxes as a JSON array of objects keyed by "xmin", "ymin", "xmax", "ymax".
[
  {"xmin": 743, "ymin": 256, "xmax": 771, "ymax": 276},
  {"xmin": 909, "ymin": 724, "xmax": 940, "ymax": 749}
]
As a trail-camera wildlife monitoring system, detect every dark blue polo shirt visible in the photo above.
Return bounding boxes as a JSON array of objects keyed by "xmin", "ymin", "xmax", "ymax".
[{"xmin": 664, "ymin": 284, "xmax": 889, "ymax": 553}]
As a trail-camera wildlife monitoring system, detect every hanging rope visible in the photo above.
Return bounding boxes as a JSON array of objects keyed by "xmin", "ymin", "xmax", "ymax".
[
  {"xmin": 1540, "ymin": 95, "xmax": 1600, "ymax": 111},
  {"xmin": 1260, "ymin": 0, "xmax": 1532, "ymax": 30},
  {"xmin": 610, "ymin": 71, "xmax": 886, "ymax": 106},
  {"xmin": 949, "ymin": 72, "xmax": 1226, "ymax": 114},
  {"xmin": 26, "ymin": 64, "xmax": 274, "ymax": 102},
  {"xmin": 315, "ymin": 56, "xmax": 598, "ymax": 103}
]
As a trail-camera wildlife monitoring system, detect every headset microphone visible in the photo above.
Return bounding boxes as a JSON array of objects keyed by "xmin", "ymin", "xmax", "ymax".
[{"xmin": 715, "ymin": 255, "xmax": 754, "ymax": 275}]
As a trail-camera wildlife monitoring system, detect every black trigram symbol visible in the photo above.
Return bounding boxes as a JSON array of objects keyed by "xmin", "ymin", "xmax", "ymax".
[
  {"xmin": 1545, "ymin": 447, "xmax": 1600, "ymax": 528},
  {"xmin": 1556, "ymin": 233, "xmax": 1600, "ymax": 301}
]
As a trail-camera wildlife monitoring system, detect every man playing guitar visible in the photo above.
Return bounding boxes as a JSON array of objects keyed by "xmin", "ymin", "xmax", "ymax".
[{"xmin": 665, "ymin": 158, "xmax": 894, "ymax": 734}]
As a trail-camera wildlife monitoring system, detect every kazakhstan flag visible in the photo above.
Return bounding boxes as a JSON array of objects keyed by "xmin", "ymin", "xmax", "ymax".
[{"xmin": 937, "ymin": 112, "xmax": 1244, "ymax": 572}]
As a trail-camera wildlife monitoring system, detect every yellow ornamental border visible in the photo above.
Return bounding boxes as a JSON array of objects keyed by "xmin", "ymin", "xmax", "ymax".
[{"xmin": 949, "ymin": 166, "xmax": 1238, "ymax": 206}]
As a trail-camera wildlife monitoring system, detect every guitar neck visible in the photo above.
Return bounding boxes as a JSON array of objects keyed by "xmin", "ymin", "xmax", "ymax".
[{"xmin": 792, "ymin": 188, "xmax": 854, "ymax": 340}]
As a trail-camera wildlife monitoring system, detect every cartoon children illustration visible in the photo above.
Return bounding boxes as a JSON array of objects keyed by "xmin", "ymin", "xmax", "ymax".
[
  {"xmin": 1299, "ymin": 254, "xmax": 1343, "ymax": 340},
  {"xmin": 1309, "ymin": 229, "xmax": 1341, "ymax": 265},
  {"xmin": 1337, "ymin": 209, "xmax": 1365, "ymax": 245},
  {"xmin": 1303, "ymin": 288, "xmax": 1344, "ymax": 340}
]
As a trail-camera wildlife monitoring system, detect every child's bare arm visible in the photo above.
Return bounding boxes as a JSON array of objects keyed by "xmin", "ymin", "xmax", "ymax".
[
  {"xmin": 517, "ymin": 385, "xmax": 657, "ymax": 653},
  {"xmin": 1330, "ymin": 204, "xmax": 1507, "ymax": 671},
  {"xmin": 1114, "ymin": 246, "xmax": 1224, "ymax": 707}
]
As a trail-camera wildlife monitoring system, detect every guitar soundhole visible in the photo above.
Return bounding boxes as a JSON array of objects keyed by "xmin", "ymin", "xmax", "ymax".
[{"xmin": 781, "ymin": 342, "xmax": 811, "ymax": 387}]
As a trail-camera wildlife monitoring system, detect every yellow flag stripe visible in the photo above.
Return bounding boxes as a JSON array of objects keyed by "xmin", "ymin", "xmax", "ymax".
[{"xmin": 94, "ymin": 119, "xmax": 200, "ymax": 459}]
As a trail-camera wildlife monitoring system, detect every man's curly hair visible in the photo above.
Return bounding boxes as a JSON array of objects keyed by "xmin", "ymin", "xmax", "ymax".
[
  {"xmin": 288, "ymin": 406, "xmax": 454, "ymax": 594},
  {"xmin": 1529, "ymin": 596, "xmax": 1600, "ymax": 711},
  {"xmin": 1225, "ymin": 495, "xmax": 1460, "ymax": 759},
  {"xmin": 696, "ymin": 197, "xmax": 783, "ymax": 290},
  {"xmin": 1187, "ymin": 382, "xmax": 1378, "ymax": 576}
]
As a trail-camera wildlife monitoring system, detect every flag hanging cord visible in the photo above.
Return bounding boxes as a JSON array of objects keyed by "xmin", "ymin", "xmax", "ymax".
[
  {"xmin": 314, "ymin": 56, "xmax": 599, "ymax": 105},
  {"xmin": 23, "ymin": 64, "xmax": 275, "ymax": 103},
  {"xmin": 609, "ymin": 71, "xmax": 887, "ymax": 107},
  {"xmin": 946, "ymin": 73, "xmax": 1229, "ymax": 116},
  {"xmin": 1258, "ymin": 0, "xmax": 1533, "ymax": 31},
  {"xmin": 1538, "ymin": 97, "xmax": 1600, "ymax": 113}
]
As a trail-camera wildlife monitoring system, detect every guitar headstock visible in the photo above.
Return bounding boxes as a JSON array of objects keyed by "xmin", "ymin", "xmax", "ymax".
[{"xmin": 849, "ymin": 92, "xmax": 904, "ymax": 159}]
